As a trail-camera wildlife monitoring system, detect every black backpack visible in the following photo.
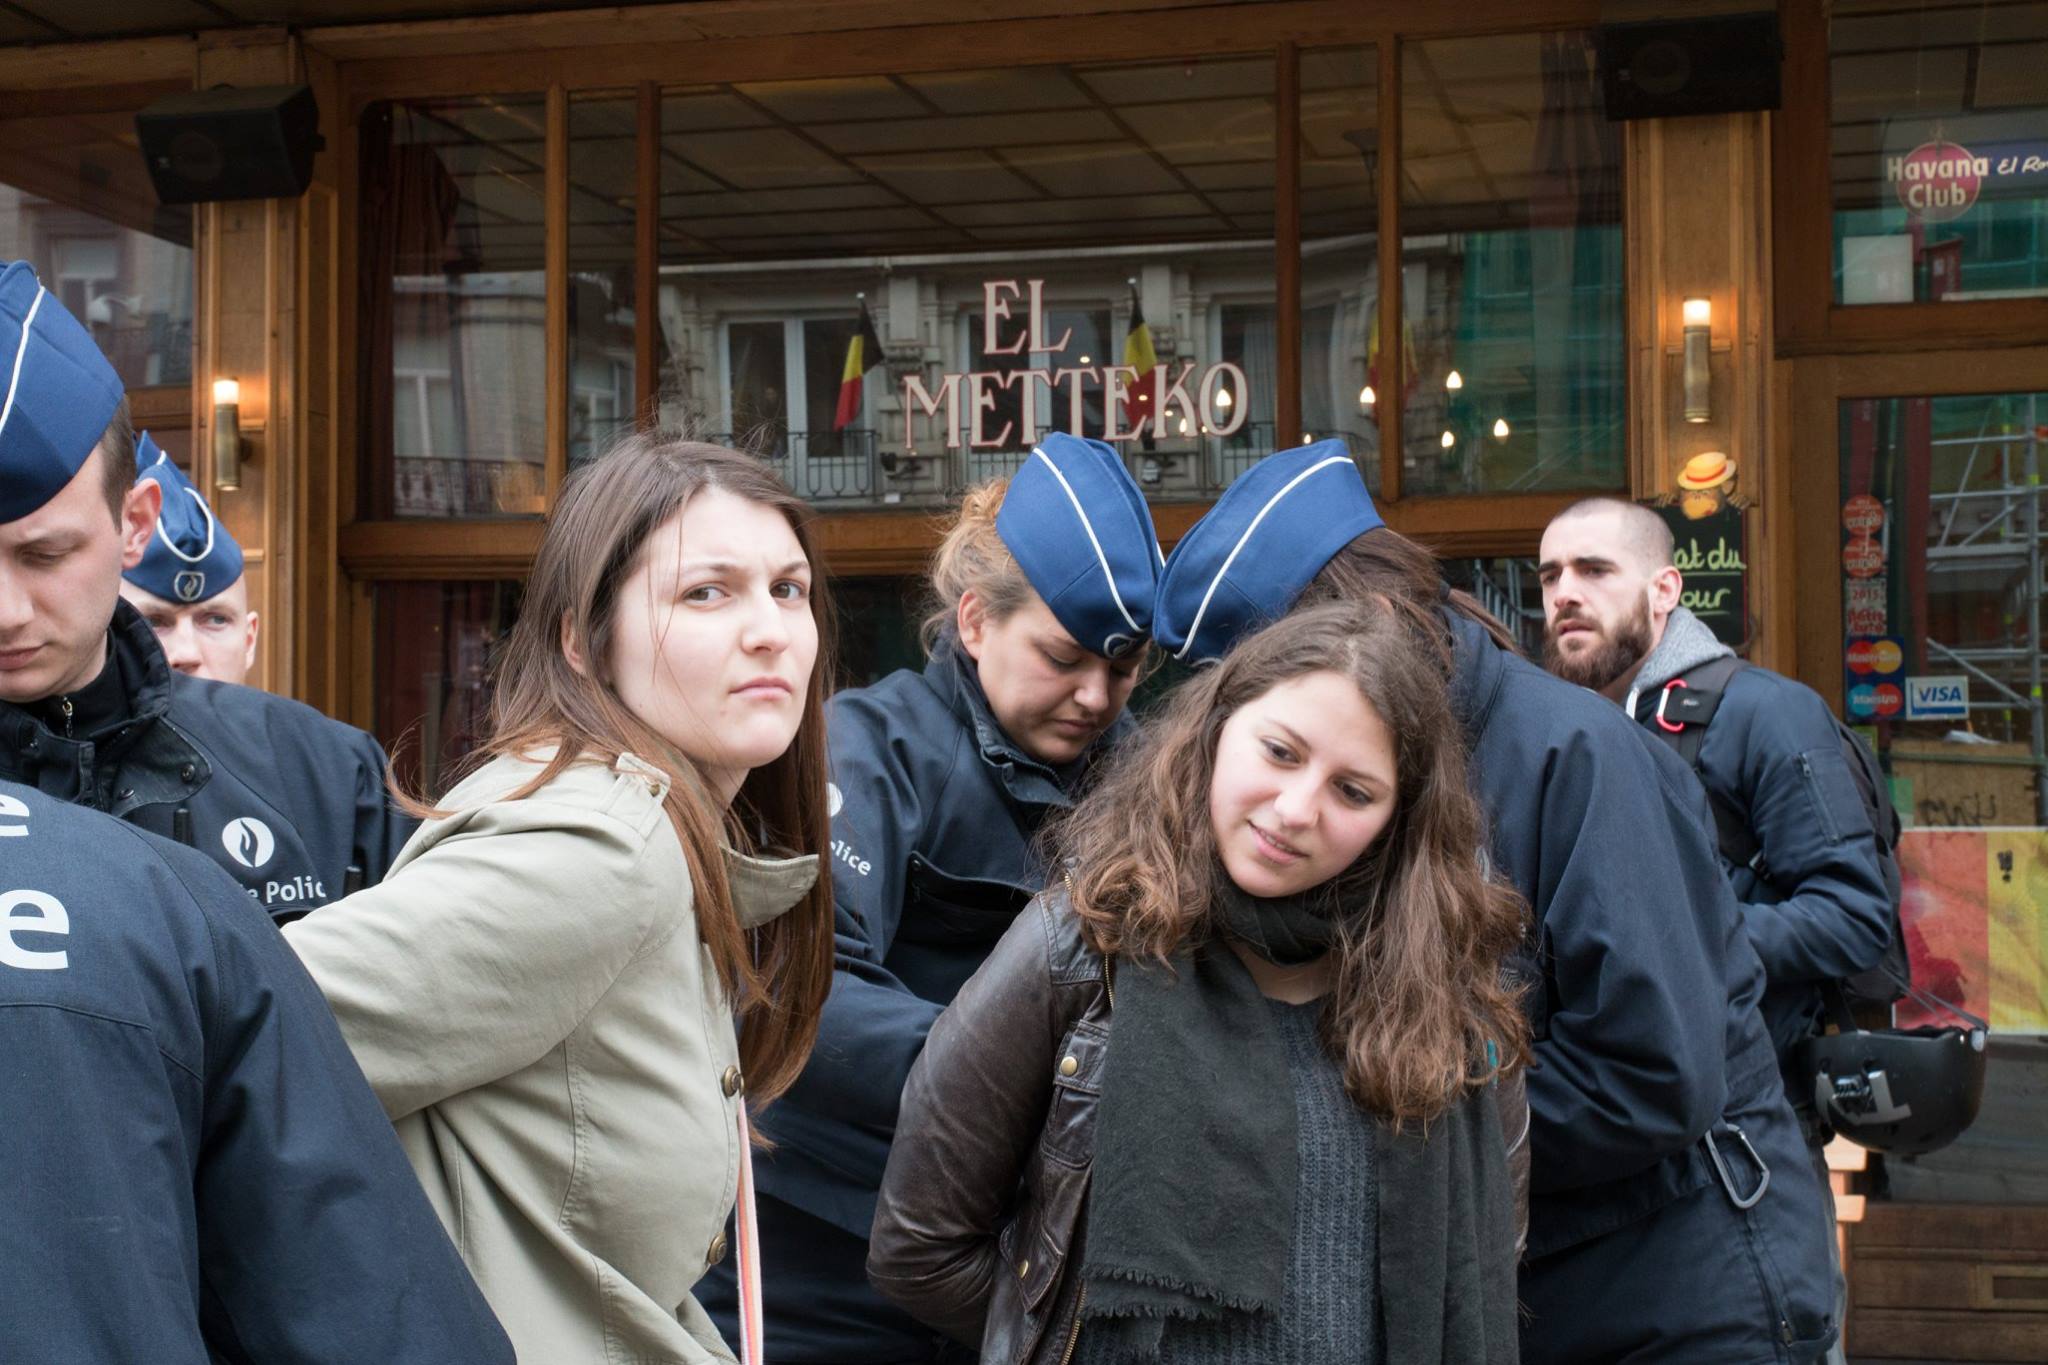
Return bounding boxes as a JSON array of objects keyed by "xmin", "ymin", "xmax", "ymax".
[{"xmin": 1645, "ymin": 655, "xmax": 1910, "ymax": 1010}]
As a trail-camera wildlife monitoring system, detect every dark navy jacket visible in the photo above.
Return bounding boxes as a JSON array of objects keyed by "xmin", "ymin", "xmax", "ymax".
[
  {"xmin": 1629, "ymin": 665, "xmax": 1892, "ymax": 1075},
  {"xmin": 0, "ymin": 779, "xmax": 512, "ymax": 1364},
  {"xmin": 1447, "ymin": 615, "xmax": 1838, "ymax": 1362},
  {"xmin": 0, "ymin": 601, "xmax": 411, "ymax": 920},
  {"xmin": 704, "ymin": 636, "xmax": 1130, "ymax": 1363}
]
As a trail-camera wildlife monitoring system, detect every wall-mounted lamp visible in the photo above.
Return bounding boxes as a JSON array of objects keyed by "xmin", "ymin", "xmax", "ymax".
[
  {"xmin": 1358, "ymin": 383, "xmax": 1375, "ymax": 408},
  {"xmin": 212, "ymin": 377, "xmax": 243, "ymax": 492},
  {"xmin": 1492, "ymin": 417, "xmax": 1511, "ymax": 442},
  {"xmin": 1444, "ymin": 368, "xmax": 1464, "ymax": 392},
  {"xmin": 1681, "ymin": 297, "xmax": 1711, "ymax": 424}
]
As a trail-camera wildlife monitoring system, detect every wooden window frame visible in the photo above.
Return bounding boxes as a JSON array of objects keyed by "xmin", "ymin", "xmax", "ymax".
[
  {"xmin": 334, "ymin": 0, "xmax": 1615, "ymax": 582},
  {"xmin": 1773, "ymin": 0, "xmax": 2048, "ymax": 358}
]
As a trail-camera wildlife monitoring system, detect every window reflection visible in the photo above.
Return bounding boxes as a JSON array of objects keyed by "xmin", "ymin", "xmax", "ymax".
[
  {"xmin": 570, "ymin": 93, "xmax": 637, "ymax": 467},
  {"xmin": 656, "ymin": 59, "xmax": 1275, "ymax": 505},
  {"xmin": 1400, "ymin": 32, "xmax": 1624, "ymax": 495},
  {"xmin": 1299, "ymin": 46, "xmax": 1379, "ymax": 488},
  {"xmin": 1832, "ymin": 1, "xmax": 2048, "ymax": 305},
  {"xmin": 361, "ymin": 95, "xmax": 549, "ymax": 519},
  {"xmin": 0, "ymin": 111, "xmax": 192, "ymax": 391}
]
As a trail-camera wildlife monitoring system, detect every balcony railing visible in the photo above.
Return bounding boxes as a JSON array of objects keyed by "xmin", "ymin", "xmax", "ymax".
[{"xmin": 701, "ymin": 422, "xmax": 1341, "ymax": 510}]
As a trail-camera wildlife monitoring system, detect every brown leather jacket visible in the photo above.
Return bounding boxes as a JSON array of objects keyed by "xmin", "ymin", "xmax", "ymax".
[{"xmin": 868, "ymin": 892, "xmax": 1532, "ymax": 1365}]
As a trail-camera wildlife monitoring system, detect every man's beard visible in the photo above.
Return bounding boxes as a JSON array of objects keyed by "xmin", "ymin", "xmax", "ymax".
[{"xmin": 1543, "ymin": 595, "xmax": 1653, "ymax": 692}]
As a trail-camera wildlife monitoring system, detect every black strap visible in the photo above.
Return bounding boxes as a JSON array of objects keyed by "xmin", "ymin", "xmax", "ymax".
[{"xmin": 1642, "ymin": 657, "xmax": 1768, "ymax": 878}]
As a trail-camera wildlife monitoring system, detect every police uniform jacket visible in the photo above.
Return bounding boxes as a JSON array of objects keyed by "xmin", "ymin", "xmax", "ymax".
[
  {"xmin": 1448, "ymin": 612, "xmax": 1839, "ymax": 1363},
  {"xmin": 0, "ymin": 779, "xmax": 513, "ymax": 1365},
  {"xmin": 0, "ymin": 600, "xmax": 410, "ymax": 918},
  {"xmin": 285, "ymin": 749, "xmax": 820, "ymax": 1365},
  {"xmin": 704, "ymin": 635, "xmax": 1131, "ymax": 1363}
]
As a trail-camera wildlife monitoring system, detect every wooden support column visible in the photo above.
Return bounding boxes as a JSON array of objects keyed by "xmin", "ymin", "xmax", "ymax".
[
  {"xmin": 1624, "ymin": 112, "xmax": 1778, "ymax": 668},
  {"xmin": 190, "ymin": 29, "xmax": 349, "ymax": 712},
  {"xmin": 195, "ymin": 30, "xmax": 302, "ymax": 698}
]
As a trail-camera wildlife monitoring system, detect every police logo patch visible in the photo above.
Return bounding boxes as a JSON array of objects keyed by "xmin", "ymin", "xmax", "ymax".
[
  {"xmin": 173, "ymin": 570, "xmax": 207, "ymax": 602},
  {"xmin": 222, "ymin": 816, "xmax": 277, "ymax": 870}
]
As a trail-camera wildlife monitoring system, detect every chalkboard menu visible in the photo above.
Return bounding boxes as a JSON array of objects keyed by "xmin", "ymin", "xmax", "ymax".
[{"xmin": 1655, "ymin": 503, "xmax": 1749, "ymax": 650}]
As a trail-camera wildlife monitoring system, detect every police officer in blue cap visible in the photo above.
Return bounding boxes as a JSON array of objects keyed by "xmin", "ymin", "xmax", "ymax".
[
  {"xmin": 1153, "ymin": 442, "xmax": 1840, "ymax": 1363},
  {"xmin": 0, "ymin": 260, "xmax": 410, "ymax": 920},
  {"xmin": 121, "ymin": 431, "xmax": 260, "ymax": 686},
  {"xmin": 702, "ymin": 432, "xmax": 1163, "ymax": 1363},
  {"xmin": 0, "ymin": 777, "xmax": 514, "ymax": 1361}
]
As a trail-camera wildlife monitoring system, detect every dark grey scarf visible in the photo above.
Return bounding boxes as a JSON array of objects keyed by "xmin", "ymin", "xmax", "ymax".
[{"xmin": 1079, "ymin": 876, "xmax": 1516, "ymax": 1364}]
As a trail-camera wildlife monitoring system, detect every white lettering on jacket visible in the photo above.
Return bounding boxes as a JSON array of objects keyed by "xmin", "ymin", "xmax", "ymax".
[{"xmin": 0, "ymin": 889, "xmax": 70, "ymax": 971}]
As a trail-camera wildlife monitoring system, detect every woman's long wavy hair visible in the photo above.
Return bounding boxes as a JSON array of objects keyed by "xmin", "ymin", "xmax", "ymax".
[
  {"xmin": 1056, "ymin": 599, "xmax": 1529, "ymax": 1123},
  {"xmin": 454, "ymin": 434, "xmax": 836, "ymax": 1110}
]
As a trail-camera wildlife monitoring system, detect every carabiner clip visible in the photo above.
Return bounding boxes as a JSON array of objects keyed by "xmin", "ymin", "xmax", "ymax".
[
  {"xmin": 1703, "ymin": 1124, "xmax": 1771, "ymax": 1211},
  {"xmin": 1656, "ymin": 679, "xmax": 1690, "ymax": 734}
]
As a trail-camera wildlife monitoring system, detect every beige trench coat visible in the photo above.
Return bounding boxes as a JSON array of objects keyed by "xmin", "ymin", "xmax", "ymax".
[{"xmin": 285, "ymin": 750, "xmax": 817, "ymax": 1365}]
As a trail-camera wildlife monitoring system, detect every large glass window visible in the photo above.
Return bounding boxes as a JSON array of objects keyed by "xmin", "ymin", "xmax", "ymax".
[
  {"xmin": 1399, "ymin": 32, "xmax": 1624, "ymax": 495},
  {"xmin": 1299, "ymin": 46, "xmax": 1379, "ymax": 490},
  {"xmin": 653, "ymin": 59, "xmax": 1276, "ymax": 506},
  {"xmin": 0, "ymin": 111, "xmax": 192, "ymax": 391},
  {"xmin": 1835, "ymin": 391, "xmax": 2048, "ymax": 1206},
  {"xmin": 1832, "ymin": 1, "xmax": 2048, "ymax": 305},
  {"xmin": 569, "ymin": 92, "xmax": 638, "ymax": 467},
  {"xmin": 361, "ymin": 95, "xmax": 549, "ymax": 519}
]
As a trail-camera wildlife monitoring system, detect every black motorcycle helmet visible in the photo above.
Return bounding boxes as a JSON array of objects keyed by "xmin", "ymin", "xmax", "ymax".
[{"xmin": 1796, "ymin": 1023, "xmax": 1987, "ymax": 1157}]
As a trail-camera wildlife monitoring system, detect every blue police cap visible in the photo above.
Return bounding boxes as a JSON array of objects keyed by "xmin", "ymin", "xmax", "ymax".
[
  {"xmin": 127, "ymin": 431, "xmax": 244, "ymax": 604},
  {"xmin": 1154, "ymin": 441, "xmax": 1384, "ymax": 664},
  {"xmin": 995, "ymin": 432, "xmax": 1163, "ymax": 659},
  {"xmin": 0, "ymin": 260, "xmax": 124, "ymax": 523}
]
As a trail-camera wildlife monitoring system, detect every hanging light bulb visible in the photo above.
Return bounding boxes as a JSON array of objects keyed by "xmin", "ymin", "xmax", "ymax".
[
  {"xmin": 1359, "ymin": 383, "xmax": 1375, "ymax": 407},
  {"xmin": 1440, "ymin": 429, "xmax": 1455, "ymax": 449},
  {"xmin": 1445, "ymin": 369, "xmax": 1464, "ymax": 391},
  {"xmin": 1492, "ymin": 417, "xmax": 1511, "ymax": 441},
  {"xmin": 1177, "ymin": 414, "xmax": 1190, "ymax": 436},
  {"xmin": 1077, "ymin": 354, "xmax": 1091, "ymax": 365},
  {"xmin": 1302, "ymin": 433, "xmax": 1314, "ymax": 444},
  {"xmin": 1216, "ymin": 388, "xmax": 1234, "ymax": 409}
]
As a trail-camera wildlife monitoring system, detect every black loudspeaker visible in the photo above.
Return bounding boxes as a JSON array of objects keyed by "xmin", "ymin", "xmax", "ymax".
[
  {"xmin": 135, "ymin": 85, "xmax": 322, "ymax": 205},
  {"xmin": 1597, "ymin": 12, "xmax": 1782, "ymax": 122}
]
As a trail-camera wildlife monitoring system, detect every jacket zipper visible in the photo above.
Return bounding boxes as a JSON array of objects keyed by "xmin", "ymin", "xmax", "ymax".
[
  {"xmin": 60, "ymin": 697, "xmax": 73, "ymax": 740},
  {"xmin": 1056, "ymin": 1284, "xmax": 1087, "ymax": 1365},
  {"xmin": 1054, "ymin": 868, "xmax": 1105, "ymax": 1364}
]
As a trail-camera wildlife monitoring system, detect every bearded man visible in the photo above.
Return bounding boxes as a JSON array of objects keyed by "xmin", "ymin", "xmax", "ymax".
[{"xmin": 1538, "ymin": 496, "xmax": 1893, "ymax": 1365}]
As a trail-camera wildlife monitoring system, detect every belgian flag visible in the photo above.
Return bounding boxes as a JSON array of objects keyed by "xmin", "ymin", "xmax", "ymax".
[
  {"xmin": 1121, "ymin": 282, "xmax": 1157, "ymax": 450},
  {"xmin": 833, "ymin": 299, "xmax": 884, "ymax": 432}
]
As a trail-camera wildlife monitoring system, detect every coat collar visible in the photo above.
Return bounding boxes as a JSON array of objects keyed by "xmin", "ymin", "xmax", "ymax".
[
  {"xmin": 0, "ymin": 599, "xmax": 204, "ymax": 814},
  {"xmin": 608, "ymin": 750, "xmax": 819, "ymax": 929},
  {"xmin": 922, "ymin": 632, "xmax": 1131, "ymax": 807}
]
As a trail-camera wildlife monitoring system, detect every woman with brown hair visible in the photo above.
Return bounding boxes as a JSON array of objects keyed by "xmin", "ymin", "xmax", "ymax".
[
  {"xmin": 704, "ymin": 432, "xmax": 1163, "ymax": 1364},
  {"xmin": 284, "ymin": 434, "xmax": 836, "ymax": 1365},
  {"xmin": 868, "ymin": 598, "xmax": 1532, "ymax": 1365}
]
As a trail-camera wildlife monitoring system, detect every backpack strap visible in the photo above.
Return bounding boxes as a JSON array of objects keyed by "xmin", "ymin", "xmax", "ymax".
[{"xmin": 1640, "ymin": 655, "xmax": 1769, "ymax": 880}]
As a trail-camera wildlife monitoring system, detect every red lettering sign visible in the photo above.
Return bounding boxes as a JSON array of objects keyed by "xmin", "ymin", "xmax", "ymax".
[
  {"xmin": 1847, "ymin": 640, "xmax": 1878, "ymax": 674},
  {"xmin": 1888, "ymin": 140, "xmax": 1983, "ymax": 224},
  {"xmin": 1872, "ymin": 683, "xmax": 1904, "ymax": 718},
  {"xmin": 1843, "ymin": 534, "xmax": 1885, "ymax": 579}
]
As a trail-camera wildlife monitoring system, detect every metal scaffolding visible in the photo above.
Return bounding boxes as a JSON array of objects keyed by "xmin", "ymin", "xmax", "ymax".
[{"xmin": 1919, "ymin": 401, "xmax": 2048, "ymax": 825}]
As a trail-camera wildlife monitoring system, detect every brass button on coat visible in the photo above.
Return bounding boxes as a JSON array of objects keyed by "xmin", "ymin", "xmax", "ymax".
[
  {"xmin": 1058, "ymin": 1055, "xmax": 1079, "ymax": 1077},
  {"xmin": 721, "ymin": 1064, "xmax": 744, "ymax": 1097},
  {"xmin": 706, "ymin": 1231, "xmax": 729, "ymax": 1266},
  {"xmin": 1018, "ymin": 1258, "xmax": 1030, "ymax": 1279}
]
